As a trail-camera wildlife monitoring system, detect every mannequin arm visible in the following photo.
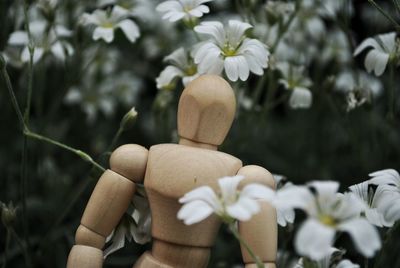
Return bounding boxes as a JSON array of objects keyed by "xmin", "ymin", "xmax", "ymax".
[
  {"xmin": 237, "ymin": 165, "xmax": 277, "ymax": 268},
  {"xmin": 67, "ymin": 144, "xmax": 148, "ymax": 268}
]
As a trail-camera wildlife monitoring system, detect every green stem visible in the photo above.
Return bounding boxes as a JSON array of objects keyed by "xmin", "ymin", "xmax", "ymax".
[
  {"xmin": 9, "ymin": 228, "xmax": 31, "ymax": 268},
  {"xmin": 229, "ymin": 224, "xmax": 263, "ymax": 268},
  {"xmin": 0, "ymin": 59, "xmax": 105, "ymax": 173},
  {"xmin": 1, "ymin": 230, "xmax": 11, "ymax": 268},
  {"xmin": 393, "ymin": 0, "xmax": 400, "ymax": 15},
  {"xmin": 24, "ymin": 130, "xmax": 105, "ymax": 172},
  {"xmin": 271, "ymin": 4, "xmax": 298, "ymax": 53},
  {"xmin": 21, "ymin": 0, "xmax": 35, "ymax": 254},
  {"xmin": 368, "ymin": 0, "xmax": 400, "ymax": 31},
  {"xmin": 388, "ymin": 64, "xmax": 395, "ymax": 120},
  {"xmin": 23, "ymin": 0, "xmax": 34, "ymax": 123},
  {"xmin": 0, "ymin": 62, "xmax": 25, "ymax": 130},
  {"xmin": 107, "ymin": 126, "xmax": 124, "ymax": 153}
]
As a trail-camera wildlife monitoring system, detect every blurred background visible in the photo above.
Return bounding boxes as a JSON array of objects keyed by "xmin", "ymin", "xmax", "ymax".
[{"xmin": 1, "ymin": 0, "xmax": 399, "ymax": 267}]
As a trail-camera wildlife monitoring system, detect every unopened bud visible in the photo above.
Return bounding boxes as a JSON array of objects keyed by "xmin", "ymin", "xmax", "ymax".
[
  {"xmin": 1, "ymin": 202, "xmax": 17, "ymax": 227},
  {"xmin": 120, "ymin": 107, "xmax": 138, "ymax": 130},
  {"xmin": 0, "ymin": 53, "xmax": 6, "ymax": 69}
]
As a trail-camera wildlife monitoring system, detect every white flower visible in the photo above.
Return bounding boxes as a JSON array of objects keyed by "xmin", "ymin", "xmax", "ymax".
[
  {"xmin": 354, "ymin": 32, "xmax": 398, "ymax": 76},
  {"xmin": 193, "ymin": 20, "xmax": 270, "ymax": 82},
  {"xmin": 81, "ymin": 6, "xmax": 140, "ymax": 43},
  {"xmin": 274, "ymin": 182, "xmax": 296, "ymax": 227},
  {"xmin": 276, "ymin": 62, "xmax": 313, "ymax": 109},
  {"xmin": 7, "ymin": 20, "xmax": 73, "ymax": 64},
  {"xmin": 289, "ymin": 181, "xmax": 381, "ymax": 260},
  {"xmin": 156, "ymin": 0, "xmax": 213, "ymax": 23},
  {"xmin": 349, "ymin": 181, "xmax": 394, "ymax": 227},
  {"xmin": 156, "ymin": 47, "xmax": 199, "ymax": 90},
  {"xmin": 105, "ymin": 194, "xmax": 151, "ymax": 257},
  {"xmin": 335, "ymin": 70, "xmax": 383, "ymax": 111},
  {"xmin": 294, "ymin": 247, "xmax": 359, "ymax": 268},
  {"xmin": 177, "ymin": 175, "xmax": 275, "ymax": 224},
  {"xmin": 369, "ymin": 169, "xmax": 400, "ymax": 223}
]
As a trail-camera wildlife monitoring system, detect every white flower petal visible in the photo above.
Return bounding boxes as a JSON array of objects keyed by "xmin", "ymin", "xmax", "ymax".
[
  {"xmin": 241, "ymin": 183, "xmax": 275, "ymax": 201},
  {"xmin": 8, "ymin": 31, "xmax": 29, "ymax": 46},
  {"xmin": 194, "ymin": 21, "xmax": 225, "ymax": 47},
  {"xmin": 51, "ymin": 41, "xmax": 66, "ymax": 61},
  {"xmin": 93, "ymin": 27, "xmax": 114, "ymax": 43},
  {"xmin": 364, "ymin": 49, "xmax": 389, "ymax": 76},
  {"xmin": 179, "ymin": 185, "xmax": 219, "ymax": 210},
  {"xmin": 156, "ymin": 65, "xmax": 184, "ymax": 89},
  {"xmin": 295, "ymin": 219, "xmax": 336, "ymax": 260},
  {"xmin": 226, "ymin": 197, "xmax": 260, "ymax": 221},
  {"xmin": 338, "ymin": 218, "xmax": 381, "ymax": 257},
  {"xmin": 354, "ymin": 37, "xmax": 381, "ymax": 56},
  {"xmin": 177, "ymin": 200, "xmax": 214, "ymax": 225},
  {"xmin": 369, "ymin": 169, "xmax": 400, "ymax": 186},
  {"xmin": 218, "ymin": 175, "xmax": 244, "ymax": 202},
  {"xmin": 289, "ymin": 87, "xmax": 312, "ymax": 109},
  {"xmin": 117, "ymin": 20, "xmax": 140, "ymax": 43},
  {"xmin": 227, "ymin": 20, "xmax": 252, "ymax": 47}
]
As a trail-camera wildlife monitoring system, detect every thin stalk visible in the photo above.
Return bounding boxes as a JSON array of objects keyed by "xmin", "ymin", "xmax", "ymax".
[
  {"xmin": 107, "ymin": 126, "xmax": 124, "ymax": 153},
  {"xmin": 0, "ymin": 59, "xmax": 105, "ymax": 173},
  {"xmin": 24, "ymin": 130, "xmax": 105, "ymax": 172},
  {"xmin": 1, "ymin": 230, "xmax": 11, "ymax": 268},
  {"xmin": 393, "ymin": 0, "xmax": 400, "ymax": 15},
  {"xmin": 23, "ymin": 0, "xmax": 34, "ymax": 122},
  {"xmin": 271, "ymin": 5, "xmax": 298, "ymax": 53},
  {"xmin": 0, "ymin": 62, "xmax": 25, "ymax": 130},
  {"xmin": 229, "ymin": 224, "xmax": 263, "ymax": 268},
  {"xmin": 21, "ymin": 0, "xmax": 35, "ymax": 255},
  {"xmin": 368, "ymin": 0, "xmax": 400, "ymax": 31},
  {"xmin": 388, "ymin": 63, "xmax": 395, "ymax": 120},
  {"xmin": 9, "ymin": 228, "xmax": 31, "ymax": 267}
]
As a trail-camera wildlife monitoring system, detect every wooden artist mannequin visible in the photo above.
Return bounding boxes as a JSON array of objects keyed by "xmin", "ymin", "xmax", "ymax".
[{"xmin": 66, "ymin": 75, "xmax": 277, "ymax": 268}]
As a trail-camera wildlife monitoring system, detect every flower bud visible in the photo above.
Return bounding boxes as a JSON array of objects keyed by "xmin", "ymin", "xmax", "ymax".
[
  {"xmin": 0, "ymin": 53, "xmax": 7, "ymax": 69},
  {"xmin": 1, "ymin": 202, "xmax": 17, "ymax": 227},
  {"xmin": 120, "ymin": 107, "xmax": 138, "ymax": 130}
]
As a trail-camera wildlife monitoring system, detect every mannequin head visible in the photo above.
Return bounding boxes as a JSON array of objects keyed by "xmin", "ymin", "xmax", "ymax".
[{"xmin": 177, "ymin": 75, "xmax": 236, "ymax": 147}]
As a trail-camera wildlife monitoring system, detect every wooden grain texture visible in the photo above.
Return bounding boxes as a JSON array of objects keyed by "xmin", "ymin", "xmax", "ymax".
[
  {"xmin": 152, "ymin": 239, "xmax": 210, "ymax": 268},
  {"xmin": 109, "ymin": 144, "xmax": 148, "ymax": 183},
  {"xmin": 236, "ymin": 165, "xmax": 277, "ymax": 264},
  {"xmin": 144, "ymin": 143, "xmax": 241, "ymax": 247},
  {"xmin": 134, "ymin": 252, "xmax": 173, "ymax": 268},
  {"xmin": 237, "ymin": 165, "xmax": 276, "ymax": 190},
  {"xmin": 81, "ymin": 169, "xmax": 136, "ymax": 237},
  {"xmin": 177, "ymin": 75, "xmax": 236, "ymax": 146},
  {"xmin": 67, "ymin": 245, "xmax": 103, "ymax": 268},
  {"xmin": 75, "ymin": 224, "xmax": 106, "ymax": 249},
  {"xmin": 239, "ymin": 201, "xmax": 277, "ymax": 263},
  {"xmin": 245, "ymin": 263, "xmax": 276, "ymax": 268}
]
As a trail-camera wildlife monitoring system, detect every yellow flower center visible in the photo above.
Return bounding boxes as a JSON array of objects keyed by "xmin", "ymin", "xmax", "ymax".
[
  {"xmin": 101, "ymin": 22, "xmax": 114, "ymax": 28},
  {"xmin": 222, "ymin": 43, "xmax": 238, "ymax": 57},
  {"xmin": 185, "ymin": 65, "xmax": 197, "ymax": 76},
  {"xmin": 319, "ymin": 215, "xmax": 336, "ymax": 227}
]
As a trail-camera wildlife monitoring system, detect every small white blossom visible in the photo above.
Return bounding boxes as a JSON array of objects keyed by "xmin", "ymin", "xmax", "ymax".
[
  {"xmin": 349, "ymin": 181, "xmax": 394, "ymax": 227},
  {"xmin": 294, "ymin": 247, "xmax": 359, "ymax": 268},
  {"xmin": 81, "ymin": 6, "xmax": 140, "ymax": 43},
  {"xmin": 369, "ymin": 169, "xmax": 400, "ymax": 223},
  {"xmin": 105, "ymin": 194, "xmax": 151, "ymax": 257},
  {"xmin": 7, "ymin": 20, "xmax": 73, "ymax": 64},
  {"xmin": 354, "ymin": 32, "xmax": 398, "ymax": 76},
  {"xmin": 177, "ymin": 175, "xmax": 274, "ymax": 224},
  {"xmin": 156, "ymin": 47, "xmax": 199, "ymax": 90},
  {"xmin": 277, "ymin": 62, "xmax": 313, "ymax": 109},
  {"xmin": 156, "ymin": 0, "xmax": 213, "ymax": 23},
  {"xmin": 288, "ymin": 181, "xmax": 381, "ymax": 260},
  {"xmin": 193, "ymin": 20, "xmax": 270, "ymax": 82}
]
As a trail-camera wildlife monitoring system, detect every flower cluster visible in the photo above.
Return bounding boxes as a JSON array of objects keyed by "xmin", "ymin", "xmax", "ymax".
[{"xmin": 177, "ymin": 168, "xmax": 400, "ymax": 266}]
